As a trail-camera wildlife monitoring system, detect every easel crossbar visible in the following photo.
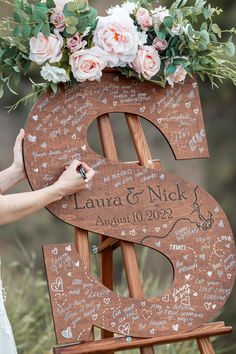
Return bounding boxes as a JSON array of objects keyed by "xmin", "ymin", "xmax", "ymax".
[{"xmin": 54, "ymin": 322, "xmax": 232, "ymax": 354}]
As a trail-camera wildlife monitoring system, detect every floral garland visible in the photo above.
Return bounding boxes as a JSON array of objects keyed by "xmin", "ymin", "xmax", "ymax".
[{"xmin": 0, "ymin": 0, "xmax": 235, "ymax": 109}]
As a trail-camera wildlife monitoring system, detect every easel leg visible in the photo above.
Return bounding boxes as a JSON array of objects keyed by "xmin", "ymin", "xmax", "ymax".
[{"xmin": 197, "ymin": 337, "xmax": 215, "ymax": 354}]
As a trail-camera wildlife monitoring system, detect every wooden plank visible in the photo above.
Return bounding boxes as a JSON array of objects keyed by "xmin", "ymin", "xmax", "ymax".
[
  {"xmin": 53, "ymin": 322, "xmax": 232, "ymax": 353},
  {"xmin": 74, "ymin": 227, "xmax": 94, "ymax": 342},
  {"xmin": 197, "ymin": 338, "xmax": 215, "ymax": 354},
  {"xmin": 97, "ymin": 112, "xmax": 154, "ymax": 354},
  {"xmin": 125, "ymin": 113, "xmax": 158, "ymax": 354},
  {"xmin": 97, "ymin": 114, "xmax": 115, "ymax": 345}
]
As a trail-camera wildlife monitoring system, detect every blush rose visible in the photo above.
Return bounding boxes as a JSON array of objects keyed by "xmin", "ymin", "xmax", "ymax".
[{"xmin": 132, "ymin": 46, "xmax": 161, "ymax": 80}]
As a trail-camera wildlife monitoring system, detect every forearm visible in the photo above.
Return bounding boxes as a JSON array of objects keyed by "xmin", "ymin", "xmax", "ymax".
[
  {"xmin": 0, "ymin": 183, "xmax": 64, "ymax": 225},
  {"xmin": 0, "ymin": 165, "xmax": 24, "ymax": 194}
]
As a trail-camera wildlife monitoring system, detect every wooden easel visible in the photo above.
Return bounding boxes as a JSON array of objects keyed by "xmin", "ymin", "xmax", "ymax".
[{"xmin": 67, "ymin": 113, "xmax": 232, "ymax": 354}]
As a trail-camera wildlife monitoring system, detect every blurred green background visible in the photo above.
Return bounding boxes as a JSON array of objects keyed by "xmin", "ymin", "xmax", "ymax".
[{"xmin": 0, "ymin": 1, "xmax": 235, "ymax": 353}]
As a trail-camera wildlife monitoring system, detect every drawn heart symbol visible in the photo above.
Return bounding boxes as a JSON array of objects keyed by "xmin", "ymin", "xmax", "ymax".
[
  {"xmin": 141, "ymin": 301, "xmax": 146, "ymax": 307},
  {"xmin": 62, "ymin": 204, "xmax": 68, "ymax": 209},
  {"xmin": 214, "ymin": 207, "xmax": 219, "ymax": 213},
  {"xmin": 199, "ymin": 254, "xmax": 206, "ymax": 260},
  {"xmin": 42, "ymin": 162, "xmax": 47, "ymax": 168},
  {"xmin": 199, "ymin": 147, "xmax": 205, "ymax": 154},
  {"xmin": 227, "ymin": 273, "xmax": 232, "ymax": 279},
  {"xmin": 103, "ymin": 298, "xmax": 110, "ymax": 304},
  {"xmin": 155, "ymin": 241, "xmax": 161, "ymax": 247},
  {"xmin": 121, "ymin": 231, "xmax": 126, "ymax": 236},
  {"xmin": 159, "ymin": 173, "xmax": 165, "ymax": 180},
  {"xmin": 61, "ymin": 327, "xmax": 72, "ymax": 338},
  {"xmin": 75, "ymin": 261, "xmax": 80, "ymax": 267},
  {"xmin": 67, "ymin": 272, "xmax": 72, "ymax": 277},
  {"xmin": 218, "ymin": 220, "xmax": 224, "ymax": 228},
  {"xmin": 162, "ymin": 294, "xmax": 169, "ymax": 302},
  {"xmin": 193, "ymin": 108, "xmax": 199, "ymax": 115},
  {"xmin": 113, "ymin": 101, "xmax": 118, "ymax": 107},
  {"xmin": 71, "ymin": 134, "xmax": 76, "ymax": 140},
  {"xmin": 185, "ymin": 102, "xmax": 191, "ymax": 108},
  {"xmin": 41, "ymin": 143, "xmax": 47, "ymax": 149},
  {"xmin": 207, "ymin": 271, "xmax": 212, "ymax": 277},
  {"xmin": 92, "ymin": 314, "xmax": 98, "ymax": 321},
  {"xmin": 32, "ymin": 115, "xmax": 38, "ymax": 121},
  {"xmin": 141, "ymin": 309, "xmax": 152, "ymax": 320},
  {"xmin": 163, "ymin": 224, "xmax": 168, "ymax": 229},
  {"xmin": 157, "ymin": 118, "xmax": 162, "ymax": 124},
  {"xmin": 33, "ymin": 168, "xmax": 39, "ymax": 173},
  {"xmin": 118, "ymin": 323, "xmax": 130, "ymax": 336},
  {"xmin": 51, "ymin": 248, "xmax": 58, "ymax": 255},
  {"xmin": 77, "ymin": 126, "xmax": 82, "ymax": 132},
  {"xmin": 28, "ymin": 134, "xmax": 36, "ymax": 143},
  {"xmin": 155, "ymin": 227, "xmax": 160, "ymax": 233},
  {"xmin": 51, "ymin": 277, "xmax": 64, "ymax": 292},
  {"xmin": 193, "ymin": 292, "xmax": 198, "ymax": 297},
  {"xmin": 65, "ymin": 245, "xmax": 72, "ymax": 252},
  {"xmin": 150, "ymin": 328, "xmax": 155, "ymax": 335},
  {"xmin": 204, "ymin": 302, "xmax": 211, "ymax": 310},
  {"xmin": 140, "ymin": 106, "xmax": 146, "ymax": 113},
  {"xmin": 142, "ymin": 228, "xmax": 147, "ymax": 233},
  {"xmin": 111, "ymin": 322, "xmax": 116, "ymax": 327},
  {"xmin": 185, "ymin": 274, "xmax": 191, "ymax": 281},
  {"xmin": 172, "ymin": 324, "xmax": 179, "ymax": 332},
  {"xmin": 81, "ymin": 144, "xmax": 86, "ymax": 151},
  {"xmin": 181, "ymin": 295, "xmax": 190, "ymax": 306},
  {"xmin": 129, "ymin": 229, "xmax": 136, "ymax": 236},
  {"xmin": 192, "ymin": 83, "xmax": 197, "ymax": 88},
  {"xmin": 212, "ymin": 304, "xmax": 216, "ymax": 309}
]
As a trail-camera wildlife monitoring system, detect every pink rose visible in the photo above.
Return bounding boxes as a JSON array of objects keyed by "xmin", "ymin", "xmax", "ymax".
[
  {"xmin": 67, "ymin": 33, "xmax": 87, "ymax": 52},
  {"xmin": 153, "ymin": 38, "xmax": 168, "ymax": 51},
  {"xmin": 93, "ymin": 9, "xmax": 139, "ymax": 67},
  {"xmin": 29, "ymin": 32, "xmax": 63, "ymax": 65},
  {"xmin": 69, "ymin": 46, "xmax": 108, "ymax": 82},
  {"xmin": 50, "ymin": 9, "xmax": 66, "ymax": 32},
  {"xmin": 132, "ymin": 46, "xmax": 161, "ymax": 80},
  {"xmin": 166, "ymin": 64, "xmax": 188, "ymax": 86},
  {"xmin": 136, "ymin": 7, "xmax": 152, "ymax": 31}
]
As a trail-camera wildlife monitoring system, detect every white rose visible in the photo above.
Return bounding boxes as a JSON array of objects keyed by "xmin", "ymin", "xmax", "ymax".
[
  {"xmin": 132, "ymin": 46, "xmax": 161, "ymax": 80},
  {"xmin": 41, "ymin": 63, "xmax": 69, "ymax": 83},
  {"xmin": 93, "ymin": 9, "xmax": 139, "ymax": 67},
  {"xmin": 152, "ymin": 6, "xmax": 170, "ymax": 26},
  {"xmin": 54, "ymin": 0, "xmax": 71, "ymax": 9},
  {"xmin": 29, "ymin": 32, "xmax": 63, "ymax": 65},
  {"xmin": 69, "ymin": 46, "xmax": 108, "ymax": 82},
  {"xmin": 107, "ymin": 2, "xmax": 137, "ymax": 16}
]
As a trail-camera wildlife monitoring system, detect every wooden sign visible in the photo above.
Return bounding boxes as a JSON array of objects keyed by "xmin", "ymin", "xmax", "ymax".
[
  {"xmin": 43, "ymin": 234, "xmax": 235, "ymax": 344},
  {"xmin": 23, "ymin": 72, "xmax": 235, "ymax": 344}
]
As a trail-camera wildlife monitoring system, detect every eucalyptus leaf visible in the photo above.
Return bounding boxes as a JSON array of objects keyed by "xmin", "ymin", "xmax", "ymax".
[
  {"xmin": 67, "ymin": 16, "xmax": 79, "ymax": 26},
  {"xmin": 166, "ymin": 63, "xmax": 177, "ymax": 76},
  {"xmin": 66, "ymin": 26, "xmax": 77, "ymax": 35},
  {"xmin": 41, "ymin": 22, "xmax": 51, "ymax": 37},
  {"xmin": 211, "ymin": 23, "xmax": 221, "ymax": 38},
  {"xmin": 46, "ymin": 0, "xmax": 56, "ymax": 8},
  {"xmin": 163, "ymin": 16, "xmax": 173, "ymax": 29},
  {"xmin": 225, "ymin": 41, "xmax": 235, "ymax": 57}
]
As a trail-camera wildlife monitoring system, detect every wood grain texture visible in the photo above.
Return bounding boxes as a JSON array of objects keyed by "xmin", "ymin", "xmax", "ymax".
[
  {"xmin": 53, "ymin": 322, "xmax": 231, "ymax": 353},
  {"xmin": 197, "ymin": 337, "xmax": 215, "ymax": 354},
  {"xmin": 24, "ymin": 73, "xmax": 235, "ymax": 348}
]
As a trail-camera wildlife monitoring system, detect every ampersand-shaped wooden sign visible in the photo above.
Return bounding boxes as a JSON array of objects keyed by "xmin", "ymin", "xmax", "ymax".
[{"xmin": 23, "ymin": 72, "xmax": 236, "ymax": 344}]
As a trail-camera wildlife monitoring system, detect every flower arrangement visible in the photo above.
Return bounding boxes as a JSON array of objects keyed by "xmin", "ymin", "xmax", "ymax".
[{"xmin": 0, "ymin": 0, "xmax": 235, "ymax": 109}]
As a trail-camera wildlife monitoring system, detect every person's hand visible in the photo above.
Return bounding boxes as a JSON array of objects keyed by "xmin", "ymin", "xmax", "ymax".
[
  {"xmin": 54, "ymin": 160, "xmax": 95, "ymax": 197},
  {"xmin": 11, "ymin": 129, "xmax": 26, "ymax": 181}
]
